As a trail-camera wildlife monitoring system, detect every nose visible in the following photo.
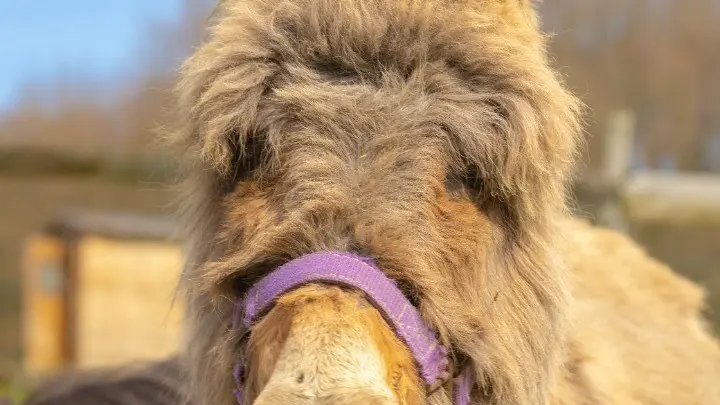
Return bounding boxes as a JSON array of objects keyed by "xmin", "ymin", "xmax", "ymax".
[
  {"xmin": 253, "ymin": 384, "xmax": 397, "ymax": 405},
  {"xmin": 244, "ymin": 285, "xmax": 411, "ymax": 405},
  {"xmin": 251, "ymin": 383, "xmax": 313, "ymax": 405}
]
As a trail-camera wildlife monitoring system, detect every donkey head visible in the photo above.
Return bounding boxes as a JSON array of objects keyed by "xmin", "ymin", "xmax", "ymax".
[{"xmin": 173, "ymin": 1, "xmax": 581, "ymax": 404}]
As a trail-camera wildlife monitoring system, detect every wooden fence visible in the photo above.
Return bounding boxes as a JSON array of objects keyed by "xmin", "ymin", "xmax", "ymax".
[{"xmin": 575, "ymin": 110, "xmax": 720, "ymax": 231}]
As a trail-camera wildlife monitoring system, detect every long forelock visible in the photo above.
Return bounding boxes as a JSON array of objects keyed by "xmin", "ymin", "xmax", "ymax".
[
  {"xmin": 172, "ymin": 1, "xmax": 583, "ymax": 405},
  {"xmin": 174, "ymin": 0, "xmax": 581, "ymax": 238}
]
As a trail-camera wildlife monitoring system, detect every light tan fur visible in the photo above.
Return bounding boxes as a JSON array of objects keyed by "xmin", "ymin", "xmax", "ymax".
[
  {"xmin": 555, "ymin": 219, "xmax": 720, "ymax": 404},
  {"xmin": 244, "ymin": 285, "xmax": 422, "ymax": 405},
  {"xmin": 166, "ymin": 1, "xmax": 720, "ymax": 405}
]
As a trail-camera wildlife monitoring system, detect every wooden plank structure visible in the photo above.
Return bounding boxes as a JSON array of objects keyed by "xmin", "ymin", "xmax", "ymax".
[{"xmin": 21, "ymin": 210, "xmax": 184, "ymax": 376}]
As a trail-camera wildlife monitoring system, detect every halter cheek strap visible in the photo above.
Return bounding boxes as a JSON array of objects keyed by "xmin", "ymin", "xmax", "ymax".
[{"xmin": 231, "ymin": 251, "xmax": 473, "ymax": 405}]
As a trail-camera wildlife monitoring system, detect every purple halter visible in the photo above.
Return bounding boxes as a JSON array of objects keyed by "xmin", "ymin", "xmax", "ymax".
[{"xmin": 231, "ymin": 251, "xmax": 473, "ymax": 405}]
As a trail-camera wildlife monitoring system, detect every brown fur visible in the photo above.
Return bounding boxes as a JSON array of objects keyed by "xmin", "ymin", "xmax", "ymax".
[
  {"xmin": 174, "ymin": 1, "xmax": 581, "ymax": 404},
  {"xmin": 245, "ymin": 285, "xmax": 423, "ymax": 405},
  {"xmin": 29, "ymin": 0, "xmax": 720, "ymax": 404}
]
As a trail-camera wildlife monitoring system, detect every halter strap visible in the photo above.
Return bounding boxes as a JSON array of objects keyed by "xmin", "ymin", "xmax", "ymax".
[{"xmin": 232, "ymin": 251, "xmax": 473, "ymax": 404}]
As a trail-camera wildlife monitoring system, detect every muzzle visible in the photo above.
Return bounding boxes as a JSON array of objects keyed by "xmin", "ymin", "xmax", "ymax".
[{"xmin": 231, "ymin": 251, "xmax": 473, "ymax": 405}]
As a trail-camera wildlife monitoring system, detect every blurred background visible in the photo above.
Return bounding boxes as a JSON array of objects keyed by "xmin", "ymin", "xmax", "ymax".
[{"xmin": 0, "ymin": 0, "xmax": 718, "ymax": 400}]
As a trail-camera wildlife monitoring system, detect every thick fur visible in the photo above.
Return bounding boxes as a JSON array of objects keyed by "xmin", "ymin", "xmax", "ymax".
[
  {"xmin": 556, "ymin": 219, "xmax": 720, "ymax": 404},
  {"xmin": 244, "ymin": 285, "xmax": 423, "ymax": 405},
  {"xmin": 170, "ymin": 0, "xmax": 720, "ymax": 404},
  {"xmin": 27, "ymin": 0, "xmax": 720, "ymax": 404},
  {"xmin": 174, "ymin": 1, "xmax": 581, "ymax": 405}
]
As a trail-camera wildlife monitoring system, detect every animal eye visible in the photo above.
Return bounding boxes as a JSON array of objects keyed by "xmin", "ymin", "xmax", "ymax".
[
  {"xmin": 437, "ymin": 123, "xmax": 485, "ymax": 196},
  {"xmin": 445, "ymin": 164, "xmax": 484, "ymax": 193},
  {"xmin": 464, "ymin": 164, "xmax": 484, "ymax": 191},
  {"xmin": 225, "ymin": 133, "xmax": 266, "ymax": 192},
  {"xmin": 444, "ymin": 163, "xmax": 489, "ymax": 209},
  {"xmin": 241, "ymin": 134, "xmax": 266, "ymax": 175}
]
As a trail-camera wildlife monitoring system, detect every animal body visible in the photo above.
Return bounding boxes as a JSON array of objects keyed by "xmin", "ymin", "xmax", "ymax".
[
  {"xmin": 24, "ymin": 358, "xmax": 184, "ymax": 405},
  {"xmin": 25, "ymin": 0, "xmax": 720, "ymax": 404}
]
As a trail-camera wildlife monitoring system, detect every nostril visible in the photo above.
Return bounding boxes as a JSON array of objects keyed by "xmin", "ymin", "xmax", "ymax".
[{"xmin": 296, "ymin": 372, "xmax": 305, "ymax": 384}]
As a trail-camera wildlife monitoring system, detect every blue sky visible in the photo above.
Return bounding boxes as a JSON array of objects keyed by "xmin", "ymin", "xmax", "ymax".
[{"xmin": 0, "ymin": 0, "xmax": 184, "ymax": 111}]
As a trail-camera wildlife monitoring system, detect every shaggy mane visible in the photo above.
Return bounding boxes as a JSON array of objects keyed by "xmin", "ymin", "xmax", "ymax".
[
  {"xmin": 21, "ymin": 1, "xmax": 720, "ymax": 405},
  {"xmin": 171, "ymin": 1, "xmax": 582, "ymax": 405}
]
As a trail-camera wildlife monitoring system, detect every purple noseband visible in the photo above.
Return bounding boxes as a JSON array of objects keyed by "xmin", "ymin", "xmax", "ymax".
[{"xmin": 231, "ymin": 251, "xmax": 473, "ymax": 405}]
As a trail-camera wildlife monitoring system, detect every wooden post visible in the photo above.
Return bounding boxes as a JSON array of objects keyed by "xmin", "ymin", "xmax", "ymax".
[
  {"xmin": 597, "ymin": 110, "xmax": 636, "ymax": 233},
  {"xmin": 22, "ymin": 235, "xmax": 67, "ymax": 375}
]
